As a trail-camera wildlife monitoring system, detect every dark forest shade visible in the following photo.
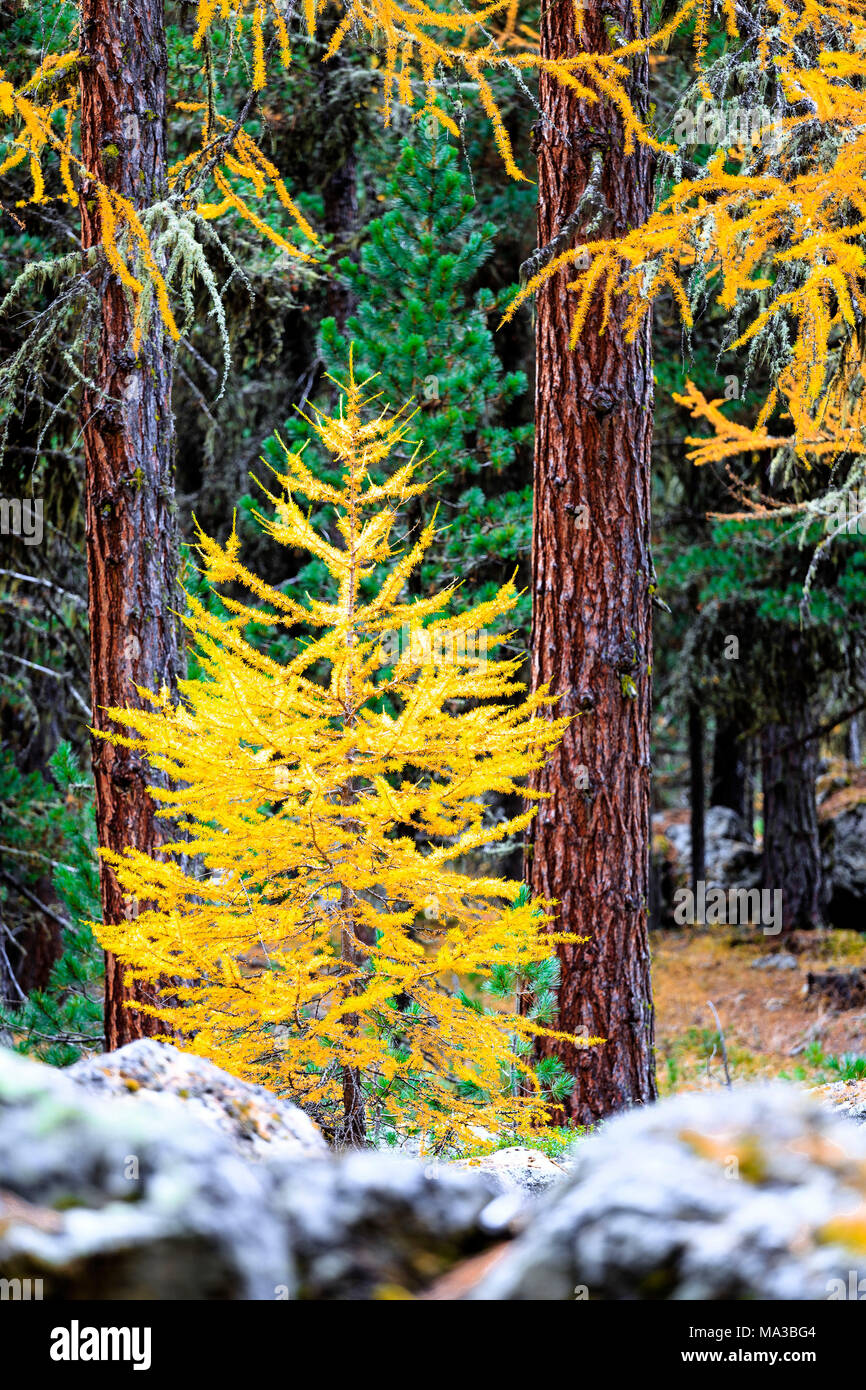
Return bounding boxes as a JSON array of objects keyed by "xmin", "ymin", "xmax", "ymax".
[
  {"xmin": 761, "ymin": 717, "xmax": 824, "ymax": 932},
  {"xmin": 524, "ymin": 0, "xmax": 657, "ymax": 1124},
  {"xmin": 688, "ymin": 699, "xmax": 706, "ymax": 895},
  {"xmin": 79, "ymin": 0, "xmax": 180, "ymax": 1048},
  {"xmin": 316, "ymin": 22, "xmax": 359, "ymax": 332},
  {"xmin": 711, "ymin": 715, "xmax": 750, "ymax": 829}
]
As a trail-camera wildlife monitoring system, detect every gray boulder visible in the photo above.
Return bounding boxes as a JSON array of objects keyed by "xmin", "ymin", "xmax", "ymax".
[
  {"xmin": 822, "ymin": 801, "xmax": 866, "ymax": 930},
  {"xmin": 655, "ymin": 797, "xmax": 866, "ymax": 931},
  {"xmin": 0, "ymin": 1045, "xmax": 292, "ymax": 1299},
  {"xmin": 653, "ymin": 806, "xmax": 761, "ymax": 927},
  {"xmin": 451, "ymin": 1147, "xmax": 569, "ymax": 1198},
  {"xmin": 0, "ymin": 1046, "xmax": 506, "ymax": 1300},
  {"xmin": 468, "ymin": 1085, "xmax": 866, "ymax": 1300},
  {"xmin": 665, "ymin": 805, "xmax": 761, "ymax": 892},
  {"xmin": 69, "ymin": 1039, "xmax": 326, "ymax": 1161}
]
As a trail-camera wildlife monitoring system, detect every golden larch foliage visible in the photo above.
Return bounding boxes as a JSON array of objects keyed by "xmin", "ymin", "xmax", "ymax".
[
  {"xmin": 503, "ymin": 0, "xmax": 866, "ymax": 469},
  {"xmin": 0, "ymin": 0, "xmax": 671, "ymax": 338},
  {"xmin": 94, "ymin": 370, "xmax": 597, "ymax": 1144}
]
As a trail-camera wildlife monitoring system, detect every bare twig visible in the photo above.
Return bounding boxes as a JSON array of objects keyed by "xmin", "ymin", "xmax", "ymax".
[
  {"xmin": 0, "ymin": 652, "xmax": 91, "ymax": 718},
  {"xmin": 0, "ymin": 569, "xmax": 86, "ymax": 609},
  {"xmin": 0, "ymin": 869, "xmax": 71, "ymax": 933},
  {"xmin": 0, "ymin": 916, "xmax": 28, "ymax": 1004},
  {"xmin": 707, "ymin": 1000, "xmax": 732, "ymax": 1088}
]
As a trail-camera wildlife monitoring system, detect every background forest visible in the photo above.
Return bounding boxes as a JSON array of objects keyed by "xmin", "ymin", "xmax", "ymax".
[{"xmin": 2, "ymin": 0, "xmax": 866, "ymax": 1144}]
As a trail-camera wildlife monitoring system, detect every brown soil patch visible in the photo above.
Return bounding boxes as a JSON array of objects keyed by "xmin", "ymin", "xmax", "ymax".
[{"xmin": 652, "ymin": 927, "xmax": 866, "ymax": 1095}]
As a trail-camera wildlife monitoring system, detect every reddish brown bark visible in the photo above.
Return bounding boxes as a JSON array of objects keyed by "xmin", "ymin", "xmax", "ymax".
[
  {"xmin": 526, "ymin": 0, "xmax": 657, "ymax": 1124},
  {"xmin": 79, "ymin": 0, "xmax": 180, "ymax": 1049}
]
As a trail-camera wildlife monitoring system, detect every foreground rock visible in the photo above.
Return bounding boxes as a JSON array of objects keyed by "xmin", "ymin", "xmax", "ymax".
[
  {"xmin": 3, "ymin": 1045, "xmax": 866, "ymax": 1299},
  {"xmin": 0, "ymin": 1046, "xmax": 506, "ymax": 1299},
  {"xmin": 0, "ymin": 1045, "xmax": 291, "ymax": 1298},
  {"xmin": 452, "ymin": 1147, "xmax": 568, "ymax": 1197},
  {"xmin": 69, "ymin": 1039, "xmax": 326, "ymax": 1162},
  {"xmin": 468, "ymin": 1086, "xmax": 866, "ymax": 1300},
  {"xmin": 275, "ymin": 1152, "xmax": 509, "ymax": 1298},
  {"xmin": 820, "ymin": 798, "xmax": 866, "ymax": 931},
  {"xmin": 813, "ymin": 1079, "xmax": 866, "ymax": 1125}
]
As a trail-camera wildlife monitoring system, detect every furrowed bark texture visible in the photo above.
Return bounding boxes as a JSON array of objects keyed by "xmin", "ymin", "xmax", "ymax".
[
  {"xmin": 79, "ymin": 0, "xmax": 180, "ymax": 1049},
  {"xmin": 761, "ymin": 717, "xmax": 824, "ymax": 932},
  {"xmin": 526, "ymin": 0, "xmax": 657, "ymax": 1124}
]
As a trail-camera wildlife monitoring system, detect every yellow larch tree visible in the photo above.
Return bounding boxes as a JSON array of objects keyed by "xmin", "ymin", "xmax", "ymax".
[
  {"xmin": 623, "ymin": 2, "xmax": 866, "ymax": 571},
  {"xmin": 94, "ymin": 369, "xmax": 592, "ymax": 1147}
]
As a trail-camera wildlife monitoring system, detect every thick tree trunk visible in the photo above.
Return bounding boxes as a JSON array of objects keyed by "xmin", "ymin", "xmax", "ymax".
[
  {"xmin": 525, "ymin": 0, "xmax": 657, "ymax": 1125},
  {"xmin": 79, "ymin": 0, "xmax": 180, "ymax": 1048},
  {"xmin": 760, "ymin": 717, "xmax": 823, "ymax": 931},
  {"xmin": 711, "ymin": 715, "xmax": 749, "ymax": 825},
  {"xmin": 688, "ymin": 699, "xmax": 705, "ymax": 898}
]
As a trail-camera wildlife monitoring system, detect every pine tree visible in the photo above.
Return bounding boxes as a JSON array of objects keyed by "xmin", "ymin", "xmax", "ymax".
[
  {"xmin": 0, "ymin": 743, "xmax": 103, "ymax": 1065},
  {"xmin": 94, "ymin": 370, "xmax": 590, "ymax": 1147},
  {"xmin": 315, "ymin": 130, "xmax": 532, "ymax": 627},
  {"xmin": 323, "ymin": 131, "xmax": 527, "ymax": 477}
]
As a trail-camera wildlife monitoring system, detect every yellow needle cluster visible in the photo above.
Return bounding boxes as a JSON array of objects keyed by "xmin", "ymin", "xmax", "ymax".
[{"xmin": 95, "ymin": 370, "xmax": 590, "ymax": 1143}]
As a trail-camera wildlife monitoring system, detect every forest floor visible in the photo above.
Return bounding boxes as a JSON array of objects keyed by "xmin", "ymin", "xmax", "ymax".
[{"xmin": 653, "ymin": 926, "xmax": 866, "ymax": 1097}]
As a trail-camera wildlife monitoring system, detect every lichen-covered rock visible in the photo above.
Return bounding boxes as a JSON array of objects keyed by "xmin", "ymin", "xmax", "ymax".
[
  {"xmin": 273, "ymin": 1152, "xmax": 506, "ymax": 1298},
  {"xmin": 468, "ymin": 1085, "xmax": 866, "ymax": 1300},
  {"xmin": 69, "ymin": 1039, "xmax": 325, "ymax": 1161},
  {"xmin": 0, "ymin": 1046, "xmax": 292, "ymax": 1299},
  {"xmin": 451, "ymin": 1147, "xmax": 568, "ymax": 1197},
  {"xmin": 822, "ymin": 801, "xmax": 866, "ymax": 931},
  {"xmin": 813, "ymin": 1079, "xmax": 866, "ymax": 1125},
  {"xmin": 7, "ymin": 1044, "xmax": 866, "ymax": 1301},
  {"xmin": 0, "ymin": 1047, "xmax": 507, "ymax": 1300}
]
